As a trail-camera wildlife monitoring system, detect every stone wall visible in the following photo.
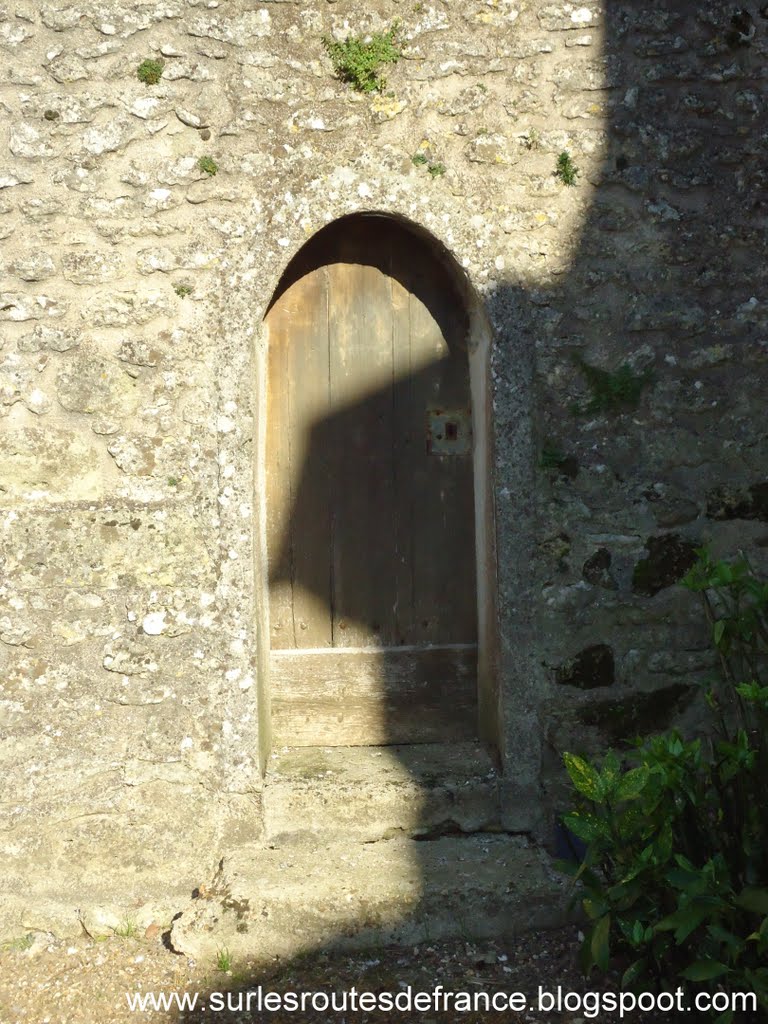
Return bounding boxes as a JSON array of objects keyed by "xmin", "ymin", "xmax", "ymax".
[{"xmin": 1, "ymin": 0, "xmax": 766, "ymax": 935}]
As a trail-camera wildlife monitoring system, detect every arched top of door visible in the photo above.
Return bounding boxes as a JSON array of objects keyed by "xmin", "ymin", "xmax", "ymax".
[{"xmin": 265, "ymin": 212, "xmax": 471, "ymax": 355}]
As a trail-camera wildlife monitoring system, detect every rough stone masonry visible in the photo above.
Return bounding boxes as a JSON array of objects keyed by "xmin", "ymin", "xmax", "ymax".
[{"xmin": 1, "ymin": 0, "xmax": 767, "ymax": 946}]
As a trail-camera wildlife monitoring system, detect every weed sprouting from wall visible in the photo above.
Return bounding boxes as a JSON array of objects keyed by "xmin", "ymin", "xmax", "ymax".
[
  {"xmin": 555, "ymin": 151, "xmax": 579, "ymax": 186},
  {"xmin": 137, "ymin": 59, "xmax": 164, "ymax": 85},
  {"xmin": 571, "ymin": 356, "xmax": 653, "ymax": 415},
  {"xmin": 322, "ymin": 23, "xmax": 402, "ymax": 93},
  {"xmin": 198, "ymin": 156, "xmax": 218, "ymax": 176}
]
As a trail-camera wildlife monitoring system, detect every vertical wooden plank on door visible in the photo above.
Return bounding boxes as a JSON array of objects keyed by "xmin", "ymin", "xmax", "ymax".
[
  {"xmin": 327, "ymin": 246, "xmax": 397, "ymax": 648},
  {"xmin": 266, "ymin": 284, "xmax": 297, "ymax": 650},
  {"xmin": 286, "ymin": 267, "xmax": 333, "ymax": 648},
  {"xmin": 407, "ymin": 269, "xmax": 477, "ymax": 647},
  {"xmin": 390, "ymin": 245, "xmax": 415, "ymax": 647}
]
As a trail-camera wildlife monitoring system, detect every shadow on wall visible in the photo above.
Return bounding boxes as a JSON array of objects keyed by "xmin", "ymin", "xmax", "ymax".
[{"xmin": 171, "ymin": 1, "xmax": 767, "ymax": 1017}]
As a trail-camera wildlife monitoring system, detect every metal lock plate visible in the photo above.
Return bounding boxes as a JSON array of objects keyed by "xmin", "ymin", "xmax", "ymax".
[{"xmin": 426, "ymin": 408, "xmax": 472, "ymax": 455}]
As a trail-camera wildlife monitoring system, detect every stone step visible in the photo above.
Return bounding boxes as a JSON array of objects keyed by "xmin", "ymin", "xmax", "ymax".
[
  {"xmin": 263, "ymin": 742, "xmax": 500, "ymax": 843},
  {"xmin": 169, "ymin": 834, "xmax": 568, "ymax": 961}
]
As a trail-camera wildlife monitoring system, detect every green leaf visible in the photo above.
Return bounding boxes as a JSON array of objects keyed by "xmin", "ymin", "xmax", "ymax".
[
  {"xmin": 680, "ymin": 960, "xmax": 730, "ymax": 981},
  {"xmin": 590, "ymin": 914, "xmax": 611, "ymax": 972},
  {"xmin": 735, "ymin": 888, "xmax": 768, "ymax": 915},
  {"xmin": 622, "ymin": 958, "xmax": 648, "ymax": 988},
  {"xmin": 713, "ymin": 620, "xmax": 726, "ymax": 646},
  {"xmin": 706, "ymin": 924, "xmax": 745, "ymax": 957},
  {"xmin": 614, "ymin": 765, "xmax": 650, "ymax": 801},
  {"xmin": 563, "ymin": 810, "xmax": 606, "ymax": 843},
  {"xmin": 583, "ymin": 897, "xmax": 609, "ymax": 921},
  {"xmin": 656, "ymin": 902, "xmax": 711, "ymax": 944},
  {"xmin": 564, "ymin": 752, "xmax": 601, "ymax": 801}
]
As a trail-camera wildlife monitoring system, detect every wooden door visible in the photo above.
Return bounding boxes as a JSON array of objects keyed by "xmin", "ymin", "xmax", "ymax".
[{"xmin": 265, "ymin": 218, "xmax": 477, "ymax": 746}]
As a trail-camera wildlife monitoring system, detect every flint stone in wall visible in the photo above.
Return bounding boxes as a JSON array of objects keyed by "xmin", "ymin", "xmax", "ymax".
[
  {"xmin": 41, "ymin": 5, "xmax": 87, "ymax": 31},
  {"xmin": 186, "ymin": 180, "xmax": 249, "ymax": 204},
  {"xmin": 0, "ymin": 169, "xmax": 33, "ymax": 189},
  {"xmin": 0, "ymin": 353, "xmax": 34, "ymax": 411},
  {"xmin": 107, "ymin": 434, "xmax": 189, "ymax": 479},
  {"xmin": 538, "ymin": 4, "xmax": 601, "ymax": 31},
  {"xmin": 21, "ymin": 197, "xmax": 63, "ymax": 219},
  {"xmin": 143, "ymin": 188, "xmax": 183, "ymax": 213},
  {"xmin": 0, "ymin": 293, "xmax": 66, "ymax": 321},
  {"xmin": 18, "ymin": 325, "xmax": 79, "ymax": 352},
  {"xmin": 81, "ymin": 291, "xmax": 172, "ymax": 328},
  {"xmin": 0, "ymin": 428, "xmax": 105, "ymax": 501},
  {"xmin": 632, "ymin": 534, "xmax": 698, "ymax": 597},
  {"xmin": 126, "ymin": 95, "xmax": 174, "ymax": 121},
  {"xmin": 467, "ymin": 134, "xmax": 519, "ymax": 165},
  {"xmin": 136, "ymin": 245, "xmax": 218, "ymax": 274},
  {"xmin": 2, "ymin": 507, "xmax": 215, "ymax": 590},
  {"xmin": 34, "ymin": 93, "xmax": 108, "ymax": 124},
  {"xmin": 9, "ymin": 124, "xmax": 57, "ymax": 159},
  {"xmin": 116, "ymin": 338, "xmax": 160, "ymax": 367},
  {"xmin": 80, "ymin": 116, "xmax": 135, "ymax": 156},
  {"xmin": 436, "ymin": 84, "xmax": 489, "ymax": 117},
  {"xmin": 46, "ymin": 53, "xmax": 89, "ymax": 83},
  {"xmin": 551, "ymin": 58, "xmax": 620, "ymax": 91},
  {"xmin": 582, "ymin": 548, "xmax": 617, "ymax": 589},
  {"xmin": 56, "ymin": 349, "xmax": 139, "ymax": 418},
  {"xmin": 162, "ymin": 59, "xmax": 213, "ymax": 83},
  {"xmin": 75, "ymin": 40, "xmax": 123, "ymax": 59},
  {"xmin": 0, "ymin": 19, "xmax": 34, "ymax": 46},
  {"xmin": 11, "ymin": 250, "xmax": 56, "ymax": 282},
  {"xmin": 121, "ymin": 156, "xmax": 199, "ymax": 188},
  {"xmin": 187, "ymin": 10, "xmax": 272, "ymax": 45},
  {"xmin": 62, "ymin": 249, "xmax": 124, "ymax": 284},
  {"xmin": 706, "ymin": 483, "xmax": 768, "ymax": 523}
]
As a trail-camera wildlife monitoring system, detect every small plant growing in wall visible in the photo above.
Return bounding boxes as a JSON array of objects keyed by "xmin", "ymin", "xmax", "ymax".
[
  {"xmin": 571, "ymin": 355, "xmax": 652, "ymax": 415},
  {"xmin": 539, "ymin": 441, "xmax": 567, "ymax": 471},
  {"xmin": 412, "ymin": 150, "xmax": 447, "ymax": 179},
  {"xmin": 137, "ymin": 58, "xmax": 164, "ymax": 85},
  {"xmin": 198, "ymin": 156, "xmax": 218, "ymax": 176},
  {"xmin": 174, "ymin": 283, "xmax": 193, "ymax": 298},
  {"xmin": 322, "ymin": 23, "xmax": 402, "ymax": 93},
  {"xmin": 555, "ymin": 150, "xmax": 579, "ymax": 186},
  {"xmin": 216, "ymin": 946, "xmax": 233, "ymax": 971},
  {"xmin": 113, "ymin": 916, "xmax": 140, "ymax": 939}
]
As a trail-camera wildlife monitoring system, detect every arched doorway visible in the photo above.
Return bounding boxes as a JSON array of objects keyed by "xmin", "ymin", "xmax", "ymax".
[{"xmin": 264, "ymin": 214, "xmax": 489, "ymax": 748}]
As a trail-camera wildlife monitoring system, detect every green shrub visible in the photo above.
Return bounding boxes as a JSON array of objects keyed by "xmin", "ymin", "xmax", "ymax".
[
  {"xmin": 322, "ymin": 24, "xmax": 401, "ymax": 93},
  {"xmin": 137, "ymin": 59, "xmax": 164, "ymax": 85},
  {"xmin": 555, "ymin": 150, "xmax": 579, "ymax": 186},
  {"xmin": 560, "ymin": 549, "xmax": 768, "ymax": 1021}
]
